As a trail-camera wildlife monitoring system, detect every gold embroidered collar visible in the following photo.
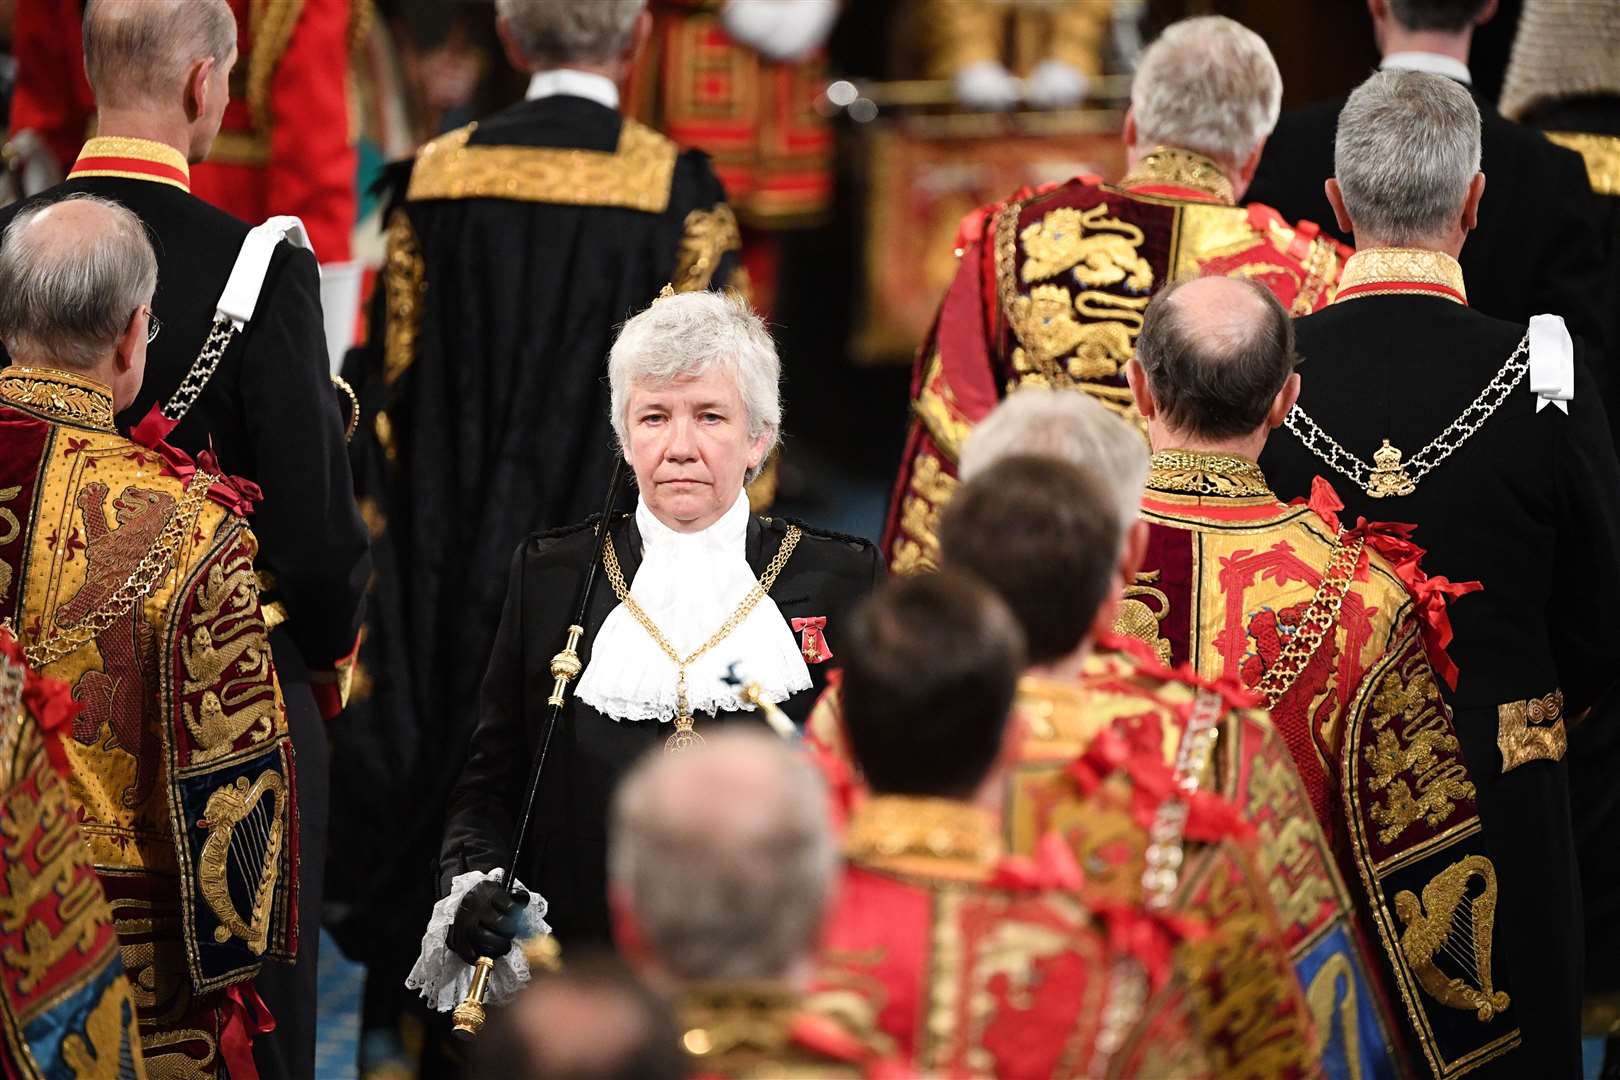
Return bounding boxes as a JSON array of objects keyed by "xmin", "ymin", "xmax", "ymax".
[
  {"xmin": 1335, "ymin": 247, "xmax": 1467, "ymax": 305},
  {"xmin": 1547, "ymin": 132, "xmax": 1620, "ymax": 197},
  {"xmin": 69, "ymin": 136, "xmax": 191, "ymax": 192},
  {"xmin": 1120, "ymin": 146, "xmax": 1235, "ymax": 205},
  {"xmin": 0, "ymin": 365, "xmax": 117, "ymax": 431},
  {"xmin": 845, "ymin": 795, "xmax": 1000, "ymax": 881},
  {"xmin": 678, "ymin": 982, "xmax": 799, "ymax": 1060},
  {"xmin": 1146, "ymin": 449, "xmax": 1273, "ymax": 497}
]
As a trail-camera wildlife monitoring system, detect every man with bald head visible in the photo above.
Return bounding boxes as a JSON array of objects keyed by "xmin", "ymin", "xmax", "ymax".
[
  {"xmin": 0, "ymin": 193, "xmax": 299, "ymax": 1078},
  {"xmin": 0, "ymin": 3, "xmax": 370, "ymax": 1074},
  {"xmin": 1123, "ymin": 274, "xmax": 1532, "ymax": 1071},
  {"xmin": 608, "ymin": 731, "xmax": 873, "ymax": 1076}
]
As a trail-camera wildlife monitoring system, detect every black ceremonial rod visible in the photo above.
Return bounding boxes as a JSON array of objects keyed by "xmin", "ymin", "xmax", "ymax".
[{"xmin": 452, "ymin": 457, "xmax": 624, "ymax": 1039}]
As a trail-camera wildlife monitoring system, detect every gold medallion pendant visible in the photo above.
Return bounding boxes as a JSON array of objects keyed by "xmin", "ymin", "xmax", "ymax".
[
  {"xmin": 666, "ymin": 714, "xmax": 706, "ymax": 753},
  {"xmin": 1367, "ymin": 439, "xmax": 1417, "ymax": 499}
]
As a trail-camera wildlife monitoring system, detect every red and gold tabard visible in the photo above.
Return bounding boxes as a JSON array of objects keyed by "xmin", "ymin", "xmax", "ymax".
[
  {"xmin": 810, "ymin": 794, "xmax": 1212, "ymax": 1079},
  {"xmin": 680, "ymin": 982, "xmax": 891, "ymax": 1079},
  {"xmin": 880, "ymin": 146, "xmax": 1353, "ymax": 573},
  {"xmin": 626, "ymin": 0, "xmax": 833, "ymax": 229},
  {"xmin": 1128, "ymin": 449, "xmax": 1521, "ymax": 1076},
  {"xmin": 0, "ymin": 629, "xmax": 145, "ymax": 1079},
  {"xmin": 0, "ymin": 366, "xmax": 297, "ymax": 1080}
]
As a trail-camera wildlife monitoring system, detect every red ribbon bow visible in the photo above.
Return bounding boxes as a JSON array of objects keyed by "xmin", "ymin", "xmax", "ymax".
[
  {"xmin": 791, "ymin": 616, "xmax": 833, "ymax": 664},
  {"xmin": 130, "ymin": 404, "xmax": 263, "ymax": 515}
]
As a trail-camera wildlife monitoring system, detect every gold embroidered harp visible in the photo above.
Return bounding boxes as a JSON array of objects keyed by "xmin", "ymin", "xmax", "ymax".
[
  {"xmin": 1394, "ymin": 855, "xmax": 1511, "ymax": 1022},
  {"xmin": 197, "ymin": 771, "xmax": 287, "ymax": 955}
]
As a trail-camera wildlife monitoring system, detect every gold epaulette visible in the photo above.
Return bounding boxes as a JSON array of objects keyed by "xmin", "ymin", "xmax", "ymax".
[{"xmin": 406, "ymin": 120, "xmax": 678, "ymax": 213}]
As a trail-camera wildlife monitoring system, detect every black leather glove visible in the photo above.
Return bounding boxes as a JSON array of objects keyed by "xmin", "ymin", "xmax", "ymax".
[{"xmin": 447, "ymin": 880, "xmax": 529, "ymax": 965}]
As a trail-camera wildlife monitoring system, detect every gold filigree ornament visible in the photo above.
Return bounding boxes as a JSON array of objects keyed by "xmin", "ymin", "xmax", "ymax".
[
  {"xmin": 0, "ymin": 365, "xmax": 116, "ymax": 431},
  {"xmin": 1496, "ymin": 689, "xmax": 1566, "ymax": 773},
  {"xmin": 197, "ymin": 771, "xmax": 285, "ymax": 954},
  {"xmin": 601, "ymin": 527, "xmax": 802, "ymax": 752},
  {"xmin": 1367, "ymin": 440, "xmax": 1416, "ymax": 499},
  {"xmin": 1116, "ymin": 570, "xmax": 1173, "ymax": 664},
  {"xmin": 1146, "ymin": 450, "xmax": 1272, "ymax": 498},
  {"xmin": 1394, "ymin": 855, "xmax": 1510, "ymax": 1022}
]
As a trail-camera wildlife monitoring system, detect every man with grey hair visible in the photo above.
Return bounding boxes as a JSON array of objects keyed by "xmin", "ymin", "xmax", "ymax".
[
  {"xmin": 1245, "ymin": 0, "xmax": 1608, "ymax": 383},
  {"xmin": 0, "ymin": 5, "xmax": 374, "ymax": 1075},
  {"xmin": 883, "ymin": 13, "xmax": 1351, "ymax": 574},
  {"xmin": 1262, "ymin": 69, "xmax": 1620, "ymax": 1074},
  {"xmin": 607, "ymin": 732, "xmax": 869, "ymax": 1075},
  {"xmin": 0, "ymin": 193, "xmax": 301, "ymax": 1078}
]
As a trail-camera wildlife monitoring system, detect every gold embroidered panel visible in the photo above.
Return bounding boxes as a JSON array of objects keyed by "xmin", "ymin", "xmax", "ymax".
[
  {"xmin": 888, "ymin": 441, "xmax": 958, "ymax": 576},
  {"xmin": 1496, "ymin": 690, "xmax": 1566, "ymax": 773},
  {"xmin": 1547, "ymin": 131, "xmax": 1620, "ymax": 196},
  {"xmin": 382, "ymin": 210, "xmax": 425, "ymax": 388},
  {"xmin": 406, "ymin": 120, "xmax": 678, "ymax": 213},
  {"xmin": 673, "ymin": 204, "xmax": 741, "ymax": 293}
]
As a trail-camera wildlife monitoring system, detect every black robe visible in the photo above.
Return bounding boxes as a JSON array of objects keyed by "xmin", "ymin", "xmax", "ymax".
[
  {"xmin": 1244, "ymin": 79, "xmax": 1613, "ymax": 400},
  {"xmin": 331, "ymin": 94, "xmax": 742, "ymax": 956},
  {"xmin": 440, "ymin": 511, "xmax": 882, "ymax": 946},
  {"xmin": 1261, "ymin": 295, "xmax": 1620, "ymax": 1077}
]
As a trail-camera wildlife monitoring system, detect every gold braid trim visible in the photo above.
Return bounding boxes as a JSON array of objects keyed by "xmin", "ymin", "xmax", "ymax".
[
  {"xmin": 673, "ymin": 204, "xmax": 742, "ymax": 294},
  {"xmin": 845, "ymin": 795, "xmax": 999, "ymax": 879},
  {"xmin": 0, "ymin": 366, "xmax": 116, "ymax": 432},
  {"xmin": 1547, "ymin": 132, "xmax": 1620, "ymax": 197},
  {"xmin": 382, "ymin": 209, "xmax": 425, "ymax": 387},
  {"xmin": 25, "ymin": 473, "xmax": 217, "ymax": 671},
  {"xmin": 406, "ymin": 120, "xmax": 678, "ymax": 213},
  {"xmin": 1145, "ymin": 450, "xmax": 1272, "ymax": 497},
  {"xmin": 1120, "ymin": 147, "xmax": 1235, "ymax": 205},
  {"xmin": 248, "ymin": 0, "xmax": 306, "ymax": 135}
]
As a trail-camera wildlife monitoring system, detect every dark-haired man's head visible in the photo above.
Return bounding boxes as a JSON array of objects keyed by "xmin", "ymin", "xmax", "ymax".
[
  {"xmin": 1371, "ymin": 0, "xmax": 1495, "ymax": 50},
  {"xmin": 463, "ymin": 954, "xmax": 687, "ymax": 1080},
  {"xmin": 938, "ymin": 457, "xmax": 1124, "ymax": 677},
  {"xmin": 1126, "ymin": 276, "xmax": 1300, "ymax": 459},
  {"xmin": 839, "ymin": 572, "xmax": 1026, "ymax": 802}
]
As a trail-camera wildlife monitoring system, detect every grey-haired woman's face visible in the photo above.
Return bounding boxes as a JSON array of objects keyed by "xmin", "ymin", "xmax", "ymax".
[{"xmin": 624, "ymin": 368, "xmax": 766, "ymax": 534}]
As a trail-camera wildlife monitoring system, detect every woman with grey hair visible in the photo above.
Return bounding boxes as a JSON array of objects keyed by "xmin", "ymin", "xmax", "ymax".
[{"xmin": 414, "ymin": 291, "xmax": 881, "ymax": 1003}]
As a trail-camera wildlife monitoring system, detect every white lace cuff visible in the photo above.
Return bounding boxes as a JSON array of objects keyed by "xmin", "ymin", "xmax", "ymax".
[{"xmin": 405, "ymin": 869, "xmax": 551, "ymax": 1012}]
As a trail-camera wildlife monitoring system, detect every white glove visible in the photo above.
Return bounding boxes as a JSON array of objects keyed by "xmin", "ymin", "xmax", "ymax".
[
  {"xmin": 954, "ymin": 60, "xmax": 1022, "ymax": 111},
  {"xmin": 1023, "ymin": 59, "xmax": 1090, "ymax": 109},
  {"xmin": 721, "ymin": 0, "xmax": 840, "ymax": 62}
]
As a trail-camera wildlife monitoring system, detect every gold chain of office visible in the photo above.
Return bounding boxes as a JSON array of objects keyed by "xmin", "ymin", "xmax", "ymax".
[
  {"xmin": 601, "ymin": 525, "xmax": 802, "ymax": 753},
  {"xmin": 1250, "ymin": 530, "xmax": 1365, "ymax": 709}
]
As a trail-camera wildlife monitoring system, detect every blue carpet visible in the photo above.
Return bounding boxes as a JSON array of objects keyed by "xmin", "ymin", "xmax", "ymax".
[{"xmin": 314, "ymin": 930, "xmax": 363, "ymax": 1079}]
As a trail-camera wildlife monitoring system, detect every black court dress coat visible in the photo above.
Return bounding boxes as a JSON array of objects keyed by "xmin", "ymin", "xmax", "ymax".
[
  {"xmin": 1245, "ymin": 80, "xmax": 1612, "ymax": 397},
  {"xmin": 439, "ymin": 511, "xmax": 882, "ymax": 947},
  {"xmin": 1262, "ymin": 295, "xmax": 1620, "ymax": 1077}
]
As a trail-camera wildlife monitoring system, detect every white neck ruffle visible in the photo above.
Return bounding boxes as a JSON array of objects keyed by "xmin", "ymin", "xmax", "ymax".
[{"xmin": 575, "ymin": 491, "xmax": 812, "ymax": 723}]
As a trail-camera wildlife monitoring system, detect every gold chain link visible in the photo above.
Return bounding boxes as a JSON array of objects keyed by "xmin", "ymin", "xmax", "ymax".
[
  {"xmin": 1250, "ymin": 531, "xmax": 1365, "ymax": 709},
  {"xmin": 24, "ymin": 473, "xmax": 217, "ymax": 671},
  {"xmin": 601, "ymin": 524, "xmax": 802, "ymax": 721}
]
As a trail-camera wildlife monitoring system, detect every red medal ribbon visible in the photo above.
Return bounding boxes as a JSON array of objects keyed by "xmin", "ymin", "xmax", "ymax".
[{"xmin": 791, "ymin": 616, "xmax": 833, "ymax": 664}]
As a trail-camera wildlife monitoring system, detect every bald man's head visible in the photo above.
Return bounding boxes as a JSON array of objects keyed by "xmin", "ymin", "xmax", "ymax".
[
  {"xmin": 609, "ymin": 732, "xmax": 835, "ymax": 985},
  {"xmin": 1133, "ymin": 276, "xmax": 1298, "ymax": 440},
  {"xmin": 83, "ymin": 0, "xmax": 236, "ymax": 114},
  {"xmin": 0, "ymin": 194, "xmax": 156, "ymax": 372}
]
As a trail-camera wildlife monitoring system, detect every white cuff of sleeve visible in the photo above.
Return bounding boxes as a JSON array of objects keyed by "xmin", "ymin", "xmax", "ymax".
[{"xmin": 405, "ymin": 869, "xmax": 552, "ymax": 1012}]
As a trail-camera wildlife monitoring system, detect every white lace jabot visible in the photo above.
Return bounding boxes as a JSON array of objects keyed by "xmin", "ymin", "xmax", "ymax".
[{"xmin": 575, "ymin": 491, "xmax": 811, "ymax": 723}]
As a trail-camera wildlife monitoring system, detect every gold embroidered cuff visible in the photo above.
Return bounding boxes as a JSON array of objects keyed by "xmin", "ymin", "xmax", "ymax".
[{"xmin": 1497, "ymin": 690, "xmax": 1566, "ymax": 773}]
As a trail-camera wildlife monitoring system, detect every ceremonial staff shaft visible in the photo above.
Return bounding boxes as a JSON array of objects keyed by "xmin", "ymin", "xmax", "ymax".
[{"xmin": 452, "ymin": 458, "xmax": 624, "ymax": 1039}]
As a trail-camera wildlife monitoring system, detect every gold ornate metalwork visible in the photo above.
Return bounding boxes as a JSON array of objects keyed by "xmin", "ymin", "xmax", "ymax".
[
  {"xmin": 1367, "ymin": 439, "xmax": 1417, "ymax": 499},
  {"xmin": 1365, "ymin": 657, "xmax": 1475, "ymax": 844},
  {"xmin": 1547, "ymin": 132, "xmax": 1620, "ymax": 196},
  {"xmin": 406, "ymin": 120, "xmax": 678, "ymax": 213},
  {"xmin": 912, "ymin": 351, "xmax": 974, "ymax": 463},
  {"xmin": 673, "ymin": 204, "xmax": 742, "ymax": 293},
  {"xmin": 1336, "ymin": 248, "xmax": 1467, "ymax": 304},
  {"xmin": 1119, "ymin": 146, "xmax": 1236, "ymax": 205},
  {"xmin": 1249, "ymin": 531, "xmax": 1365, "ymax": 709},
  {"xmin": 1117, "ymin": 571, "xmax": 1173, "ymax": 664},
  {"xmin": 1018, "ymin": 205, "xmax": 1153, "ymax": 287},
  {"xmin": 1394, "ymin": 855, "xmax": 1510, "ymax": 1022},
  {"xmin": 1496, "ymin": 690, "xmax": 1567, "ymax": 773},
  {"xmin": 1146, "ymin": 449, "xmax": 1272, "ymax": 497},
  {"xmin": 197, "ymin": 771, "xmax": 286, "ymax": 955},
  {"xmin": 247, "ymin": 0, "xmax": 305, "ymax": 135},
  {"xmin": 25, "ymin": 473, "xmax": 216, "ymax": 671},
  {"xmin": 601, "ymin": 526, "xmax": 802, "ymax": 751},
  {"xmin": 382, "ymin": 210, "xmax": 425, "ymax": 387},
  {"xmin": 845, "ymin": 795, "xmax": 999, "ymax": 877},
  {"xmin": 0, "ymin": 366, "xmax": 116, "ymax": 431}
]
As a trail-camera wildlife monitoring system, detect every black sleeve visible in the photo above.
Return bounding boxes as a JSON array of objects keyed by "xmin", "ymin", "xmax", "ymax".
[
  {"xmin": 240, "ymin": 243, "xmax": 371, "ymax": 669},
  {"xmin": 1552, "ymin": 352, "xmax": 1620, "ymax": 714},
  {"xmin": 1532, "ymin": 146, "xmax": 1613, "ymax": 403},
  {"xmin": 438, "ymin": 541, "xmax": 532, "ymax": 893}
]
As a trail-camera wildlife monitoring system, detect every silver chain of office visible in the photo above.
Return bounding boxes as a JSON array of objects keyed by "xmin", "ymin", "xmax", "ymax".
[{"xmin": 1284, "ymin": 332, "xmax": 1529, "ymax": 495}]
